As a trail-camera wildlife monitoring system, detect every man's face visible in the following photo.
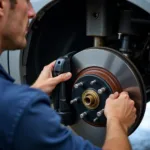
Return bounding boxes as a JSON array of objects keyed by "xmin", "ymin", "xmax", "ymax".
[{"xmin": 2, "ymin": 0, "xmax": 36, "ymax": 50}]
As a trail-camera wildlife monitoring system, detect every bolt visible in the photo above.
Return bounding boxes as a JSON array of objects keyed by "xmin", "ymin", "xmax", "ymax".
[
  {"xmin": 74, "ymin": 82, "xmax": 84, "ymax": 89},
  {"xmin": 90, "ymin": 80, "xmax": 97, "ymax": 85},
  {"xmin": 98, "ymin": 87, "xmax": 106, "ymax": 95},
  {"xmin": 80, "ymin": 112, "xmax": 88, "ymax": 119},
  {"xmin": 97, "ymin": 109, "xmax": 104, "ymax": 117},
  {"xmin": 70, "ymin": 98, "xmax": 79, "ymax": 104}
]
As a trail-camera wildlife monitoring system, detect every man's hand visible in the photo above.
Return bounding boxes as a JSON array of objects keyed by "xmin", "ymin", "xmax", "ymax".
[
  {"xmin": 31, "ymin": 61, "xmax": 72, "ymax": 95},
  {"xmin": 102, "ymin": 92, "xmax": 136, "ymax": 150},
  {"xmin": 104, "ymin": 92, "xmax": 137, "ymax": 133}
]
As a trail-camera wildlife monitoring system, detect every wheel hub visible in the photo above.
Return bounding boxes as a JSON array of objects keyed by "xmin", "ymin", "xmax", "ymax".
[
  {"xmin": 71, "ymin": 67, "xmax": 122, "ymax": 126},
  {"xmin": 82, "ymin": 89, "xmax": 100, "ymax": 110}
]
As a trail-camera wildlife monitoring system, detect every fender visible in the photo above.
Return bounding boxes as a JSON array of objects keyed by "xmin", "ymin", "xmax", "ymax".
[{"xmin": 127, "ymin": 0, "xmax": 150, "ymax": 14}]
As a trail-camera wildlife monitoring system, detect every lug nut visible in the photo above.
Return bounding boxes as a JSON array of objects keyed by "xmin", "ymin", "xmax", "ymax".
[
  {"xmin": 98, "ymin": 87, "xmax": 106, "ymax": 94},
  {"xmin": 90, "ymin": 80, "xmax": 97, "ymax": 85},
  {"xmin": 80, "ymin": 111, "xmax": 88, "ymax": 119},
  {"xmin": 70, "ymin": 98, "xmax": 79, "ymax": 104},
  {"xmin": 74, "ymin": 82, "xmax": 84, "ymax": 89}
]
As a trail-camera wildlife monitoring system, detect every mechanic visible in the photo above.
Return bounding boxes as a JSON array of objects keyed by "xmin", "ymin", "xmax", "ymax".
[{"xmin": 0, "ymin": 0, "xmax": 137, "ymax": 150}]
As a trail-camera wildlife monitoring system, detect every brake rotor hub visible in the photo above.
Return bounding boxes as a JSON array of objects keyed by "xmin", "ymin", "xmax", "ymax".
[
  {"xmin": 72, "ymin": 67, "xmax": 122, "ymax": 126},
  {"xmin": 70, "ymin": 47, "xmax": 146, "ymax": 147}
]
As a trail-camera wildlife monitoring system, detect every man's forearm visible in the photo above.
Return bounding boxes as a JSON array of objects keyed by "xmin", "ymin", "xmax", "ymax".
[{"xmin": 102, "ymin": 118, "xmax": 131, "ymax": 150}]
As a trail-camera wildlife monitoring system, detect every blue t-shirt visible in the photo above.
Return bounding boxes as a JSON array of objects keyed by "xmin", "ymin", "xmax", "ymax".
[{"xmin": 0, "ymin": 64, "xmax": 101, "ymax": 150}]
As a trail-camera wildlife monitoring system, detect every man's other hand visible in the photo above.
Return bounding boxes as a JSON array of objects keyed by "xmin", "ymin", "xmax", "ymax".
[
  {"xmin": 104, "ymin": 92, "xmax": 137, "ymax": 133},
  {"xmin": 31, "ymin": 61, "xmax": 72, "ymax": 95}
]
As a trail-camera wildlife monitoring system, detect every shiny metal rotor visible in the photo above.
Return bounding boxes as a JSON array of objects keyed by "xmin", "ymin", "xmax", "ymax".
[{"xmin": 70, "ymin": 47, "xmax": 146, "ymax": 147}]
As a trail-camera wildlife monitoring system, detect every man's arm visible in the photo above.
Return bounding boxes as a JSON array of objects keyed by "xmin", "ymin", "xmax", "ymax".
[
  {"xmin": 102, "ymin": 118, "xmax": 131, "ymax": 150},
  {"xmin": 12, "ymin": 92, "xmax": 101, "ymax": 150},
  {"xmin": 102, "ymin": 92, "xmax": 136, "ymax": 150}
]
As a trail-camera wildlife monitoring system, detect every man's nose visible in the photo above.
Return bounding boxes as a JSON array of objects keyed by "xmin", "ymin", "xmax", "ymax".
[{"xmin": 28, "ymin": 3, "xmax": 36, "ymax": 19}]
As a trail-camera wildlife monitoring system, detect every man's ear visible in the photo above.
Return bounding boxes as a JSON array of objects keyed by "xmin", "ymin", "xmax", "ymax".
[{"xmin": 0, "ymin": 0, "xmax": 4, "ymax": 17}]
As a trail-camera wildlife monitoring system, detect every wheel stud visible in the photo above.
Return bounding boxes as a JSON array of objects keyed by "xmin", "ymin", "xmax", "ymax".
[
  {"xmin": 93, "ymin": 117, "xmax": 99, "ymax": 122},
  {"xmin": 74, "ymin": 82, "xmax": 84, "ymax": 89},
  {"xmin": 98, "ymin": 87, "xmax": 106, "ymax": 94},
  {"xmin": 93, "ymin": 109, "xmax": 104, "ymax": 122},
  {"xmin": 90, "ymin": 80, "xmax": 97, "ymax": 85},
  {"xmin": 97, "ymin": 109, "xmax": 104, "ymax": 117},
  {"xmin": 70, "ymin": 98, "xmax": 79, "ymax": 104},
  {"xmin": 80, "ymin": 111, "xmax": 88, "ymax": 119}
]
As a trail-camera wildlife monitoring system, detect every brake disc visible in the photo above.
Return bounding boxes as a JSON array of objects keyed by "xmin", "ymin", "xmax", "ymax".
[{"xmin": 70, "ymin": 47, "xmax": 146, "ymax": 147}]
